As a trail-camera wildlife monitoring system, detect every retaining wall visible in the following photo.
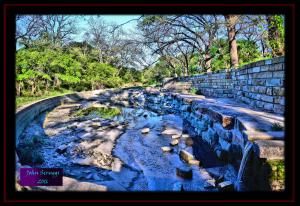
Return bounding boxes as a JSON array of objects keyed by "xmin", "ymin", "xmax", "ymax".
[{"xmin": 163, "ymin": 57, "xmax": 285, "ymax": 114}]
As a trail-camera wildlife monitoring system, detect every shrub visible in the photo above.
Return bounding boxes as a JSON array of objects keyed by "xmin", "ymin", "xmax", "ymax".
[
  {"xmin": 189, "ymin": 87, "xmax": 198, "ymax": 94},
  {"xmin": 271, "ymin": 122, "xmax": 284, "ymax": 131}
]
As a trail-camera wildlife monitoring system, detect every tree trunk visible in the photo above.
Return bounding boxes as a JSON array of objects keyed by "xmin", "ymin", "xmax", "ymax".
[
  {"xmin": 31, "ymin": 84, "xmax": 36, "ymax": 96},
  {"xmin": 261, "ymin": 39, "xmax": 266, "ymax": 57},
  {"xmin": 205, "ymin": 53, "xmax": 212, "ymax": 72},
  {"xmin": 225, "ymin": 15, "xmax": 239, "ymax": 68},
  {"xmin": 16, "ymin": 82, "xmax": 21, "ymax": 97}
]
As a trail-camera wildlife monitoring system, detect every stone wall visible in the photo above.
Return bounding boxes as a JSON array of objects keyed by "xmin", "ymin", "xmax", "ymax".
[{"xmin": 163, "ymin": 57, "xmax": 285, "ymax": 114}]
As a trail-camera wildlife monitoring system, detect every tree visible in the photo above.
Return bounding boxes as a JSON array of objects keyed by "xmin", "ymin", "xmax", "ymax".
[
  {"xmin": 267, "ymin": 15, "xmax": 285, "ymax": 57},
  {"xmin": 225, "ymin": 15, "xmax": 239, "ymax": 68},
  {"xmin": 16, "ymin": 15, "xmax": 78, "ymax": 48}
]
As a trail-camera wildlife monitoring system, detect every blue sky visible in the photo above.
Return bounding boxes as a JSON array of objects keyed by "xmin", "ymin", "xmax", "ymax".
[{"xmin": 75, "ymin": 15, "xmax": 140, "ymax": 41}]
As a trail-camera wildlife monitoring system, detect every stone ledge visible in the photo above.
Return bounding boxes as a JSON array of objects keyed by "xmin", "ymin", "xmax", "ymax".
[
  {"xmin": 244, "ymin": 131, "xmax": 284, "ymax": 141},
  {"xmin": 254, "ymin": 140, "xmax": 284, "ymax": 160}
]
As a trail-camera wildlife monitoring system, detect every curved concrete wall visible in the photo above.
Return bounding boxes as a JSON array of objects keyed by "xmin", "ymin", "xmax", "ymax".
[{"xmin": 15, "ymin": 90, "xmax": 104, "ymax": 144}]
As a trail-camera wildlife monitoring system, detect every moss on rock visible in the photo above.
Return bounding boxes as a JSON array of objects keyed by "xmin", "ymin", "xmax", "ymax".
[
  {"xmin": 267, "ymin": 159, "xmax": 285, "ymax": 191},
  {"xmin": 75, "ymin": 106, "xmax": 121, "ymax": 119}
]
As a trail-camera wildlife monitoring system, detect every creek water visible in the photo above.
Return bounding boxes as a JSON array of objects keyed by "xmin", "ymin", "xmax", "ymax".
[{"xmin": 17, "ymin": 101, "xmax": 236, "ymax": 191}]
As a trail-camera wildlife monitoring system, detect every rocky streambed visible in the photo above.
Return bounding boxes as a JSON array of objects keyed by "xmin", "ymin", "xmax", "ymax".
[{"xmin": 16, "ymin": 99, "xmax": 236, "ymax": 192}]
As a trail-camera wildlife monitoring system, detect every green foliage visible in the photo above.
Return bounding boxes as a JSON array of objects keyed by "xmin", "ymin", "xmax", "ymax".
[
  {"xmin": 16, "ymin": 15, "xmax": 285, "ymax": 95},
  {"xmin": 267, "ymin": 15, "xmax": 285, "ymax": 57},
  {"xmin": 75, "ymin": 106, "xmax": 121, "ymax": 119},
  {"xmin": 268, "ymin": 160, "xmax": 285, "ymax": 182},
  {"xmin": 210, "ymin": 39, "xmax": 262, "ymax": 71},
  {"xmin": 189, "ymin": 87, "xmax": 198, "ymax": 95},
  {"xmin": 16, "ymin": 45, "xmax": 136, "ymax": 97}
]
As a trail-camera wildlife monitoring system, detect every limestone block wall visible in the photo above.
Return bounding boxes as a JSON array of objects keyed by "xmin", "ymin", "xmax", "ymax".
[
  {"xmin": 232, "ymin": 57, "xmax": 285, "ymax": 114},
  {"xmin": 185, "ymin": 70, "xmax": 233, "ymax": 98},
  {"xmin": 163, "ymin": 57, "xmax": 285, "ymax": 114}
]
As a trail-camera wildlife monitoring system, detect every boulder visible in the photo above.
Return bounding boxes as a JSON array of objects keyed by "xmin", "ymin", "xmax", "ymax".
[
  {"xmin": 179, "ymin": 150, "xmax": 194, "ymax": 162},
  {"xmin": 176, "ymin": 167, "xmax": 193, "ymax": 179},
  {"xmin": 185, "ymin": 137, "xmax": 194, "ymax": 146}
]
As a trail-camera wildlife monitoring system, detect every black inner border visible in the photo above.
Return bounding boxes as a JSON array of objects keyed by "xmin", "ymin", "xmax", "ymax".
[{"xmin": 2, "ymin": 0, "xmax": 296, "ymax": 203}]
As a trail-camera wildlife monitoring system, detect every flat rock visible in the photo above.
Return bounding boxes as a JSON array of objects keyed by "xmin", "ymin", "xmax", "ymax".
[
  {"xmin": 161, "ymin": 128, "xmax": 181, "ymax": 136},
  {"xmin": 188, "ymin": 159, "xmax": 201, "ymax": 166},
  {"xmin": 218, "ymin": 181, "xmax": 234, "ymax": 191},
  {"xmin": 72, "ymin": 157, "xmax": 94, "ymax": 166},
  {"xmin": 99, "ymin": 180, "xmax": 127, "ymax": 191},
  {"xmin": 161, "ymin": 146, "xmax": 173, "ymax": 153},
  {"xmin": 172, "ymin": 134, "xmax": 181, "ymax": 139},
  {"xmin": 204, "ymin": 179, "xmax": 216, "ymax": 189},
  {"xmin": 141, "ymin": 128, "xmax": 150, "ymax": 134},
  {"xmin": 92, "ymin": 173, "xmax": 102, "ymax": 181},
  {"xmin": 78, "ymin": 132, "xmax": 94, "ymax": 139},
  {"xmin": 179, "ymin": 150, "xmax": 194, "ymax": 162}
]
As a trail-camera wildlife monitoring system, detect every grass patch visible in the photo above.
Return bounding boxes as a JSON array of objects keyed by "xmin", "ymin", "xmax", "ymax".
[
  {"xmin": 16, "ymin": 89, "xmax": 73, "ymax": 109},
  {"xmin": 75, "ymin": 106, "xmax": 121, "ymax": 119},
  {"xmin": 189, "ymin": 87, "xmax": 202, "ymax": 95},
  {"xmin": 271, "ymin": 122, "xmax": 284, "ymax": 131}
]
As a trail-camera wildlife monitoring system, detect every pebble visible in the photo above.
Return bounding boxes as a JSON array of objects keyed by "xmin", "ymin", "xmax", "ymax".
[
  {"xmin": 161, "ymin": 146, "xmax": 173, "ymax": 153},
  {"xmin": 172, "ymin": 134, "xmax": 181, "ymax": 139},
  {"xmin": 170, "ymin": 139, "xmax": 179, "ymax": 146},
  {"xmin": 141, "ymin": 128, "xmax": 150, "ymax": 134}
]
